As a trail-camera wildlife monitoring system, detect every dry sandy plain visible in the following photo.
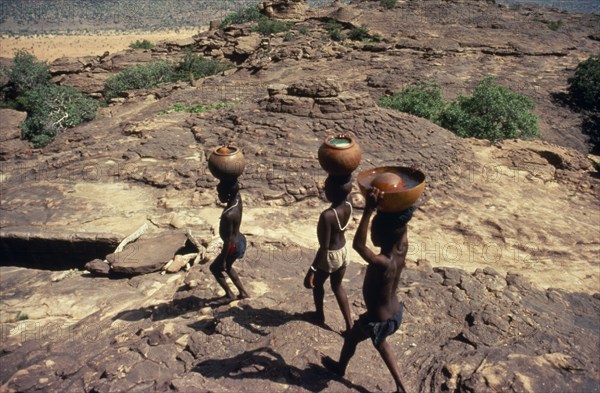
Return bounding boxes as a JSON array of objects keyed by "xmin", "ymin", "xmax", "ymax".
[{"xmin": 0, "ymin": 29, "xmax": 201, "ymax": 62}]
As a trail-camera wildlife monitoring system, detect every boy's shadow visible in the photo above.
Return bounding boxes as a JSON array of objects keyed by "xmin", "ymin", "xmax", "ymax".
[
  {"xmin": 191, "ymin": 303, "xmax": 336, "ymax": 336},
  {"xmin": 193, "ymin": 346, "xmax": 370, "ymax": 393}
]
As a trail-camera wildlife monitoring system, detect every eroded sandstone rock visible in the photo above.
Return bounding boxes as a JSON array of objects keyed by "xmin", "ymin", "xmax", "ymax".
[{"xmin": 107, "ymin": 232, "xmax": 188, "ymax": 275}]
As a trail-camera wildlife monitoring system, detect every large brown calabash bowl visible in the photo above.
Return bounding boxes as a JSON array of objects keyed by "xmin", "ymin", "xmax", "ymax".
[
  {"xmin": 208, "ymin": 145, "xmax": 245, "ymax": 181},
  {"xmin": 357, "ymin": 166, "xmax": 426, "ymax": 212},
  {"xmin": 318, "ymin": 134, "xmax": 362, "ymax": 176}
]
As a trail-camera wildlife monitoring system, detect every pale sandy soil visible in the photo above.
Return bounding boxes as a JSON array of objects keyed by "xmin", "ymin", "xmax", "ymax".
[{"xmin": 0, "ymin": 29, "xmax": 201, "ymax": 62}]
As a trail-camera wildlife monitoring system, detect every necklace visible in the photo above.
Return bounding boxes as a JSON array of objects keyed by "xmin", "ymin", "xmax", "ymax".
[
  {"xmin": 221, "ymin": 197, "xmax": 239, "ymax": 218},
  {"xmin": 332, "ymin": 201, "xmax": 352, "ymax": 231}
]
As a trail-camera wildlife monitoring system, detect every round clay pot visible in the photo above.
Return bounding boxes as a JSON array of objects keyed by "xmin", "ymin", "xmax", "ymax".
[
  {"xmin": 357, "ymin": 166, "xmax": 426, "ymax": 212},
  {"xmin": 208, "ymin": 145, "xmax": 245, "ymax": 181},
  {"xmin": 318, "ymin": 134, "xmax": 362, "ymax": 176}
]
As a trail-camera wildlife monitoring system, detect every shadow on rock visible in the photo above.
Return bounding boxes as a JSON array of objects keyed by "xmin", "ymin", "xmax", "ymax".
[
  {"xmin": 204, "ymin": 303, "xmax": 336, "ymax": 336},
  {"xmin": 112, "ymin": 291, "xmax": 227, "ymax": 322},
  {"xmin": 194, "ymin": 346, "xmax": 370, "ymax": 393}
]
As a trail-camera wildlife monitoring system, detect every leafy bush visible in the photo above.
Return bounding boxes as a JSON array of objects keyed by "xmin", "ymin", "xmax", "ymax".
[
  {"xmin": 348, "ymin": 24, "xmax": 370, "ymax": 41},
  {"xmin": 327, "ymin": 21, "xmax": 345, "ymax": 41},
  {"xmin": 3, "ymin": 49, "xmax": 50, "ymax": 97},
  {"xmin": 546, "ymin": 20, "xmax": 562, "ymax": 31},
  {"xmin": 582, "ymin": 113, "xmax": 599, "ymax": 154},
  {"xmin": 18, "ymin": 84, "xmax": 99, "ymax": 147},
  {"xmin": 380, "ymin": 77, "xmax": 539, "ymax": 142},
  {"xmin": 298, "ymin": 26, "xmax": 309, "ymax": 35},
  {"xmin": 175, "ymin": 51, "xmax": 232, "ymax": 81},
  {"xmin": 251, "ymin": 17, "xmax": 292, "ymax": 36},
  {"xmin": 370, "ymin": 33, "xmax": 383, "ymax": 43},
  {"xmin": 439, "ymin": 77, "xmax": 539, "ymax": 141},
  {"xmin": 379, "ymin": 82, "xmax": 445, "ymax": 122},
  {"xmin": 283, "ymin": 32, "xmax": 295, "ymax": 42},
  {"xmin": 568, "ymin": 55, "xmax": 600, "ymax": 111},
  {"xmin": 159, "ymin": 102, "xmax": 234, "ymax": 115},
  {"xmin": 381, "ymin": 0, "xmax": 398, "ymax": 9},
  {"xmin": 103, "ymin": 61, "xmax": 175, "ymax": 100},
  {"xmin": 219, "ymin": 6, "xmax": 262, "ymax": 29},
  {"xmin": 129, "ymin": 39, "xmax": 154, "ymax": 49}
]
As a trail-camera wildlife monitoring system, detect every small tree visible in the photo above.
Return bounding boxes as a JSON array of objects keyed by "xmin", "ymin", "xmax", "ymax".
[
  {"xmin": 129, "ymin": 39, "xmax": 154, "ymax": 49},
  {"xmin": 219, "ymin": 6, "xmax": 262, "ymax": 29},
  {"xmin": 379, "ymin": 82, "xmax": 445, "ymax": 122},
  {"xmin": 568, "ymin": 55, "xmax": 600, "ymax": 111},
  {"xmin": 348, "ymin": 24, "xmax": 370, "ymax": 41},
  {"xmin": 251, "ymin": 17, "xmax": 292, "ymax": 36},
  {"xmin": 18, "ymin": 84, "xmax": 99, "ymax": 147},
  {"xmin": 381, "ymin": 0, "xmax": 398, "ymax": 9},
  {"xmin": 439, "ymin": 77, "xmax": 539, "ymax": 141},
  {"xmin": 103, "ymin": 61, "xmax": 176, "ymax": 100},
  {"xmin": 175, "ymin": 51, "xmax": 232, "ymax": 81},
  {"xmin": 327, "ymin": 21, "xmax": 345, "ymax": 41},
  {"xmin": 3, "ymin": 49, "xmax": 51, "ymax": 97}
]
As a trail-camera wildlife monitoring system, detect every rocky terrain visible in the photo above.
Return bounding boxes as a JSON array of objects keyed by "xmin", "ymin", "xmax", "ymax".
[{"xmin": 1, "ymin": 0, "xmax": 599, "ymax": 392}]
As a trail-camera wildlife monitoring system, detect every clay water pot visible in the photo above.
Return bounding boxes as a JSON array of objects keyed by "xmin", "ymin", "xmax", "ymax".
[
  {"xmin": 208, "ymin": 145, "xmax": 245, "ymax": 181},
  {"xmin": 357, "ymin": 166, "xmax": 426, "ymax": 212},
  {"xmin": 318, "ymin": 134, "xmax": 361, "ymax": 176},
  {"xmin": 371, "ymin": 172, "xmax": 405, "ymax": 192}
]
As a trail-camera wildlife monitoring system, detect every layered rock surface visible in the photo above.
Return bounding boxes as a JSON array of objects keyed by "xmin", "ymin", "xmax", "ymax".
[{"xmin": 0, "ymin": 0, "xmax": 599, "ymax": 392}]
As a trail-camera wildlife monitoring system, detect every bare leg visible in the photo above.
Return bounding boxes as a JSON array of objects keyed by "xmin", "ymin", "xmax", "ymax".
[
  {"xmin": 330, "ymin": 266, "xmax": 352, "ymax": 332},
  {"xmin": 323, "ymin": 322, "xmax": 368, "ymax": 376},
  {"xmin": 375, "ymin": 340, "xmax": 407, "ymax": 393},
  {"xmin": 210, "ymin": 256, "xmax": 235, "ymax": 299},
  {"xmin": 226, "ymin": 265, "xmax": 249, "ymax": 299},
  {"xmin": 312, "ymin": 269, "xmax": 329, "ymax": 324}
]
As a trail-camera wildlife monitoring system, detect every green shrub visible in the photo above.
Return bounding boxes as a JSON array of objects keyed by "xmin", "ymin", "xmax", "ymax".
[
  {"xmin": 370, "ymin": 33, "xmax": 383, "ymax": 43},
  {"xmin": 159, "ymin": 101, "xmax": 234, "ymax": 115},
  {"xmin": 283, "ymin": 32, "xmax": 295, "ymax": 42},
  {"xmin": 327, "ymin": 21, "xmax": 345, "ymax": 41},
  {"xmin": 18, "ymin": 84, "xmax": 99, "ymax": 147},
  {"xmin": 568, "ymin": 55, "xmax": 600, "ymax": 111},
  {"xmin": 251, "ymin": 17, "xmax": 292, "ymax": 36},
  {"xmin": 439, "ymin": 77, "xmax": 539, "ymax": 141},
  {"xmin": 298, "ymin": 26, "xmax": 309, "ymax": 35},
  {"xmin": 175, "ymin": 51, "xmax": 232, "ymax": 81},
  {"xmin": 129, "ymin": 39, "xmax": 154, "ymax": 49},
  {"xmin": 546, "ymin": 20, "xmax": 562, "ymax": 31},
  {"xmin": 379, "ymin": 82, "xmax": 445, "ymax": 122},
  {"xmin": 3, "ymin": 49, "xmax": 50, "ymax": 97},
  {"xmin": 219, "ymin": 6, "xmax": 262, "ymax": 29},
  {"xmin": 581, "ymin": 113, "xmax": 599, "ymax": 154},
  {"xmin": 380, "ymin": 77, "xmax": 539, "ymax": 142},
  {"xmin": 349, "ymin": 24, "xmax": 370, "ymax": 41},
  {"xmin": 103, "ymin": 61, "xmax": 175, "ymax": 100},
  {"xmin": 381, "ymin": 0, "xmax": 398, "ymax": 9}
]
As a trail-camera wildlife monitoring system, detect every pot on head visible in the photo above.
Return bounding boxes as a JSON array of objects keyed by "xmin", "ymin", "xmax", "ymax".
[
  {"xmin": 208, "ymin": 145, "xmax": 245, "ymax": 181},
  {"xmin": 318, "ymin": 134, "xmax": 361, "ymax": 176},
  {"xmin": 357, "ymin": 166, "xmax": 426, "ymax": 212}
]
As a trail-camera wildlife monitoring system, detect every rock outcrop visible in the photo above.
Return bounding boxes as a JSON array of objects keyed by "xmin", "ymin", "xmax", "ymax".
[
  {"xmin": 264, "ymin": 78, "xmax": 376, "ymax": 119},
  {"xmin": 0, "ymin": 109, "xmax": 30, "ymax": 160},
  {"xmin": 1, "ymin": 1, "xmax": 599, "ymax": 392},
  {"xmin": 258, "ymin": 0, "xmax": 309, "ymax": 21},
  {"xmin": 0, "ymin": 252, "xmax": 598, "ymax": 393}
]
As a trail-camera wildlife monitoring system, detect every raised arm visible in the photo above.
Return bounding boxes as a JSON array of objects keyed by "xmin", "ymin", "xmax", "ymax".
[{"xmin": 353, "ymin": 188, "xmax": 388, "ymax": 267}]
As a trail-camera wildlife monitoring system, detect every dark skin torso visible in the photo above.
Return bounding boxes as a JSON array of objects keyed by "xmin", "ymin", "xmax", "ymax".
[
  {"xmin": 219, "ymin": 195, "xmax": 243, "ymax": 258},
  {"xmin": 318, "ymin": 201, "xmax": 351, "ymax": 252},
  {"xmin": 354, "ymin": 189, "xmax": 408, "ymax": 321},
  {"xmin": 362, "ymin": 230, "xmax": 408, "ymax": 320}
]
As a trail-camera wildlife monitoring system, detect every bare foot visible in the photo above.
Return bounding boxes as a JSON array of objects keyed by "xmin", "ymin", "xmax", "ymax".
[
  {"xmin": 237, "ymin": 292, "xmax": 250, "ymax": 300},
  {"xmin": 295, "ymin": 311, "xmax": 325, "ymax": 326},
  {"xmin": 322, "ymin": 356, "xmax": 344, "ymax": 377}
]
